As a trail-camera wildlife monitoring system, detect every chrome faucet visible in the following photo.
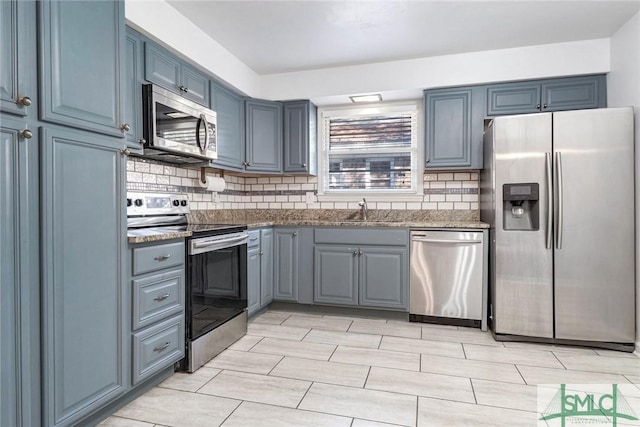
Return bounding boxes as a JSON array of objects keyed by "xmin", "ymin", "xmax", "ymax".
[{"xmin": 358, "ymin": 198, "xmax": 368, "ymax": 221}]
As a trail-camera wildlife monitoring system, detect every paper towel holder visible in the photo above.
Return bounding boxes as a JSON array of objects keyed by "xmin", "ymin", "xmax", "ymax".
[{"xmin": 200, "ymin": 167, "xmax": 224, "ymax": 184}]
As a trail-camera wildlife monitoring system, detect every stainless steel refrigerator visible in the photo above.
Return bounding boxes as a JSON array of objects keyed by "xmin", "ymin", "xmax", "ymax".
[{"xmin": 480, "ymin": 107, "xmax": 635, "ymax": 350}]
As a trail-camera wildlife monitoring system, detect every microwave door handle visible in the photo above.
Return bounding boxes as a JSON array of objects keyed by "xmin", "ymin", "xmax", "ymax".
[
  {"xmin": 195, "ymin": 115, "xmax": 203, "ymax": 152},
  {"xmin": 200, "ymin": 113, "xmax": 210, "ymax": 154}
]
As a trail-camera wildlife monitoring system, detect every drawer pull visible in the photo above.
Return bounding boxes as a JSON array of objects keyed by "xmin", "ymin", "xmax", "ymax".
[
  {"xmin": 153, "ymin": 342, "xmax": 171, "ymax": 353},
  {"xmin": 249, "ymin": 237, "xmax": 258, "ymax": 241},
  {"xmin": 154, "ymin": 293, "xmax": 170, "ymax": 302},
  {"xmin": 154, "ymin": 254, "xmax": 171, "ymax": 261}
]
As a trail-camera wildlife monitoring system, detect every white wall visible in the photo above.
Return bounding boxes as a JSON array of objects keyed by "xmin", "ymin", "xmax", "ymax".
[
  {"xmin": 608, "ymin": 10, "xmax": 640, "ymax": 347},
  {"xmin": 261, "ymin": 39, "xmax": 610, "ymax": 105},
  {"xmin": 125, "ymin": 0, "xmax": 261, "ymax": 97}
]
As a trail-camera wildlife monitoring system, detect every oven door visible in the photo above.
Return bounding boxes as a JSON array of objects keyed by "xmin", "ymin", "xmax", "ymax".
[
  {"xmin": 186, "ymin": 240, "xmax": 247, "ymax": 341},
  {"xmin": 143, "ymin": 84, "xmax": 217, "ymax": 161}
]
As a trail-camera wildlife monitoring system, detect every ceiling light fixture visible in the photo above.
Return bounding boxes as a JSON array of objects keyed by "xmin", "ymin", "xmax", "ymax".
[{"xmin": 349, "ymin": 94, "xmax": 382, "ymax": 103}]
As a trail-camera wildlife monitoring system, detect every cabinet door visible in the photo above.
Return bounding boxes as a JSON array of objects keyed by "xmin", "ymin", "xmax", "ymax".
[
  {"xmin": 41, "ymin": 127, "xmax": 126, "ymax": 427},
  {"xmin": 123, "ymin": 29, "xmax": 144, "ymax": 149},
  {"xmin": 245, "ymin": 99, "xmax": 282, "ymax": 172},
  {"xmin": 541, "ymin": 75, "xmax": 605, "ymax": 112},
  {"xmin": 39, "ymin": 0, "xmax": 126, "ymax": 137},
  {"xmin": 283, "ymin": 101, "xmax": 317, "ymax": 174},
  {"xmin": 247, "ymin": 246, "xmax": 261, "ymax": 316},
  {"xmin": 181, "ymin": 64, "xmax": 209, "ymax": 106},
  {"xmin": 144, "ymin": 42, "xmax": 181, "ymax": 94},
  {"xmin": 0, "ymin": 0, "xmax": 36, "ymax": 118},
  {"xmin": 359, "ymin": 247, "xmax": 407, "ymax": 310},
  {"xmin": 210, "ymin": 82, "xmax": 245, "ymax": 170},
  {"xmin": 425, "ymin": 88, "xmax": 473, "ymax": 169},
  {"xmin": 274, "ymin": 228, "xmax": 298, "ymax": 301},
  {"xmin": 260, "ymin": 228, "xmax": 274, "ymax": 307},
  {"xmin": 486, "ymin": 82, "xmax": 542, "ymax": 116},
  {"xmin": 314, "ymin": 246, "xmax": 359, "ymax": 306}
]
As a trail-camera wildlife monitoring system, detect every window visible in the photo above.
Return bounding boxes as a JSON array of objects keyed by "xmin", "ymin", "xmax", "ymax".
[{"xmin": 318, "ymin": 103, "xmax": 421, "ymax": 197}]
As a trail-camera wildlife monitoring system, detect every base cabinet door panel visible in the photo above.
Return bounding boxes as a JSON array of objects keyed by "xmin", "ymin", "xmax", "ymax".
[
  {"xmin": 359, "ymin": 247, "xmax": 407, "ymax": 309},
  {"xmin": 41, "ymin": 127, "xmax": 125, "ymax": 427},
  {"xmin": 247, "ymin": 246, "xmax": 261, "ymax": 316},
  {"xmin": 274, "ymin": 229, "xmax": 298, "ymax": 301},
  {"xmin": 260, "ymin": 228, "xmax": 274, "ymax": 306},
  {"xmin": 314, "ymin": 246, "xmax": 359, "ymax": 306}
]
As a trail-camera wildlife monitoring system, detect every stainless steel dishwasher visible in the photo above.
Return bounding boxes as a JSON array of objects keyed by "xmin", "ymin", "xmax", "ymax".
[{"xmin": 409, "ymin": 230, "xmax": 486, "ymax": 330}]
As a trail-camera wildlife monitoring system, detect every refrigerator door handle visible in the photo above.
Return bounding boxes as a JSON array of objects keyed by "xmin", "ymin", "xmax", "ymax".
[
  {"xmin": 555, "ymin": 151, "xmax": 563, "ymax": 249},
  {"xmin": 545, "ymin": 152, "xmax": 553, "ymax": 249}
]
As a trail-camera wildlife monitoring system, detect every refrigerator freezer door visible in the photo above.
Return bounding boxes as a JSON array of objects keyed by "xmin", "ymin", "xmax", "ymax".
[
  {"xmin": 553, "ymin": 107, "xmax": 635, "ymax": 343},
  {"xmin": 493, "ymin": 113, "xmax": 554, "ymax": 338}
]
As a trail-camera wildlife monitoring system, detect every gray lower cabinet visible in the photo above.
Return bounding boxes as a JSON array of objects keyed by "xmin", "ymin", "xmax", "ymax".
[
  {"xmin": 0, "ymin": 0, "xmax": 37, "ymax": 119},
  {"xmin": 41, "ymin": 126, "xmax": 127, "ymax": 427},
  {"xmin": 245, "ymin": 99, "xmax": 283, "ymax": 173},
  {"xmin": 314, "ymin": 245, "xmax": 359, "ymax": 306},
  {"xmin": 1, "ymin": 116, "xmax": 40, "ymax": 427},
  {"xmin": 273, "ymin": 228, "xmax": 299, "ymax": 301},
  {"xmin": 424, "ymin": 86, "xmax": 485, "ymax": 170},
  {"xmin": 247, "ymin": 228, "xmax": 274, "ymax": 316},
  {"xmin": 129, "ymin": 240, "xmax": 185, "ymax": 386},
  {"xmin": 312, "ymin": 228, "xmax": 409, "ymax": 310},
  {"xmin": 38, "ymin": 0, "xmax": 127, "ymax": 137}
]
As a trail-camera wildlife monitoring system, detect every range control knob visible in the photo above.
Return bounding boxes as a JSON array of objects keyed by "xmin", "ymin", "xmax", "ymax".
[
  {"xmin": 126, "ymin": 198, "xmax": 132, "ymax": 207},
  {"xmin": 134, "ymin": 199, "xmax": 143, "ymax": 207},
  {"xmin": 172, "ymin": 200, "xmax": 180, "ymax": 207},
  {"xmin": 180, "ymin": 200, "xmax": 188, "ymax": 207}
]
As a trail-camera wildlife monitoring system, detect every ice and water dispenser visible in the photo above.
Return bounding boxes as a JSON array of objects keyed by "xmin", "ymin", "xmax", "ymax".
[{"xmin": 503, "ymin": 183, "xmax": 539, "ymax": 231}]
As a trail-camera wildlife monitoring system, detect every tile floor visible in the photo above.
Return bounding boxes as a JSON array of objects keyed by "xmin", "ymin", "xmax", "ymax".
[{"xmin": 100, "ymin": 309, "xmax": 640, "ymax": 427}]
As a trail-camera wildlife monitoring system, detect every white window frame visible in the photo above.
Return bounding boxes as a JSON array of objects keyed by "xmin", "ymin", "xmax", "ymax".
[{"xmin": 317, "ymin": 100, "xmax": 424, "ymax": 202}]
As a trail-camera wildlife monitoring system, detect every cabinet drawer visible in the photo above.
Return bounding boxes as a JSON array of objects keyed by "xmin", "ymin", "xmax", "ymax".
[
  {"xmin": 248, "ymin": 230, "xmax": 261, "ymax": 248},
  {"xmin": 132, "ymin": 269, "xmax": 184, "ymax": 330},
  {"xmin": 314, "ymin": 228, "xmax": 408, "ymax": 246},
  {"xmin": 132, "ymin": 315, "xmax": 184, "ymax": 385},
  {"xmin": 133, "ymin": 241, "xmax": 184, "ymax": 275}
]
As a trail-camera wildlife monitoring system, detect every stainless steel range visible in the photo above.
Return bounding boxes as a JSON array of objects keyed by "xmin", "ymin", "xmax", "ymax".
[{"xmin": 127, "ymin": 192, "xmax": 249, "ymax": 372}]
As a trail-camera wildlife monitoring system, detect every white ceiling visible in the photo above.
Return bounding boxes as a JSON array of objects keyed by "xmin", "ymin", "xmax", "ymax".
[{"xmin": 167, "ymin": 0, "xmax": 640, "ymax": 75}]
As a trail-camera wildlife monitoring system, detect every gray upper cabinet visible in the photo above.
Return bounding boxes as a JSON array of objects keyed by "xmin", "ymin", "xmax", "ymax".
[
  {"xmin": 283, "ymin": 100, "xmax": 317, "ymax": 175},
  {"xmin": 38, "ymin": 0, "xmax": 126, "ymax": 138},
  {"xmin": 144, "ymin": 43, "xmax": 209, "ymax": 106},
  {"xmin": 245, "ymin": 99, "xmax": 283, "ymax": 173},
  {"xmin": 210, "ymin": 82, "xmax": 245, "ymax": 170},
  {"xmin": 314, "ymin": 245, "xmax": 359, "ymax": 306},
  {"xmin": 274, "ymin": 228, "xmax": 299, "ymax": 301},
  {"xmin": 123, "ymin": 28, "xmax": 145, "ymax": 150},
  {"xmin": 0, "ymin": 0, "xmax": 36, "ymax": 118},
  {"xmin": 1, "ymin": 116, "xmax": 40, "ymax": 427},
  {"xmin": 424, "ymin": 87, "xmax": 484, "ymax": 170},
  {"xmin": 41, "ymin": 126, "xmax": 126, "ymax": 427},
  {"xmin": 486, "ymin": 75, "xmax": 606, "ymax": 116}
]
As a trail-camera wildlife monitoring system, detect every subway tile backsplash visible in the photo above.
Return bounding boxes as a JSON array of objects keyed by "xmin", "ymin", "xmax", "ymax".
[{"xmin": 126, "ymin": 158, "xmax": 479, "ymax": 211}]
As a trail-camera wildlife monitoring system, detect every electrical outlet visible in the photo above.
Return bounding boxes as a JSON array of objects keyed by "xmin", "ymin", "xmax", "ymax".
[{"xmin": 305, "ymin": 192, "xmax": 315, "ymax": 204}]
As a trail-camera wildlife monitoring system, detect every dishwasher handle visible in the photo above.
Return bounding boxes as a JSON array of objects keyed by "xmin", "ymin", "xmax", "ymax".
[{"xmin": 411, "ymin": 237, "xmax": 483, "ymax": 244}]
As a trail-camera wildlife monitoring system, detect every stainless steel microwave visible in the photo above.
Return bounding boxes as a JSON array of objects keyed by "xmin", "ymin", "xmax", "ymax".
[{"xmin": 142, "ymin": 84, "xmax": 217, "ymax": 165}]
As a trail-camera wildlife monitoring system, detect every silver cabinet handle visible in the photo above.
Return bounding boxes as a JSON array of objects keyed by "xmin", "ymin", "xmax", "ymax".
[
  {"xmin": 153, "ymin": 342, "xmax": 171, "ymax": 353},
  {"xmin": 259, "ymin": 251, "xmax": 263, "ymax": 255},
  {"xmin": 293, "ymin": 232, "xmax": 297, "ymax": 237},
  {"xmin": 536, "ymin": 104, "xmax": 541, "ymax": 109},
  {"xmin": 249, "ymin": 237, "xmax": 258, "ymax": 241},
  {"xmin": 154, "ymin": 254, "xmax": 171, "ymax": 261},
  {"xmin": 353, "ymin": 250, "xmax": 358, "ymax": 256},
  {"xmin": 543, "ymin": 103, "xmax": 548, "ymax": 109},
  {"xmin": 545, "ymin": 152, "xmax": 553, "ymax": 249},
  {"xmin": 153, "ymin": 293, "xmax": 170, "ymax": 302},
  {"xmin": 358, "ymin": 250, "xmax": 363, "ymax": 255},
  {"xmin": 18, "ymin": 96, "xmax": 32, "ymax": 107},
  {"xmin": 555, "ymin": 152, "xmax": 563, "ymax": 249},
  {"xmin": 138, "ymin": 138, "xmax": 146, "ymax": 144},
  {"xmin": 20, "ymin": 129, "xmax": 33, "ymax": 139},
  {"xmin": 302, "ymin": 163, "xmax": 307, "ymax": 168},
  {"xmin": 246, "ymin": 162, "xmax": 251, "ymax": 166},
  {"xmin": 179, "ymin": 86, "xmax": 187, "ymax": 92},
  {"xmin": 121, "ymin": 148, "xmax": 131, "ymax": 156},
  {"xmin": 120, "ymin": 123, "xmax": 131, "ymax": 131}
]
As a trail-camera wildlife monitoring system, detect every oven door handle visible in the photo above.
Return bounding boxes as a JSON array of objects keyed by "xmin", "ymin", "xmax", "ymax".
[{"xmin": 190, "ymin": 234, "xmax": 248, "ymax": 254}]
